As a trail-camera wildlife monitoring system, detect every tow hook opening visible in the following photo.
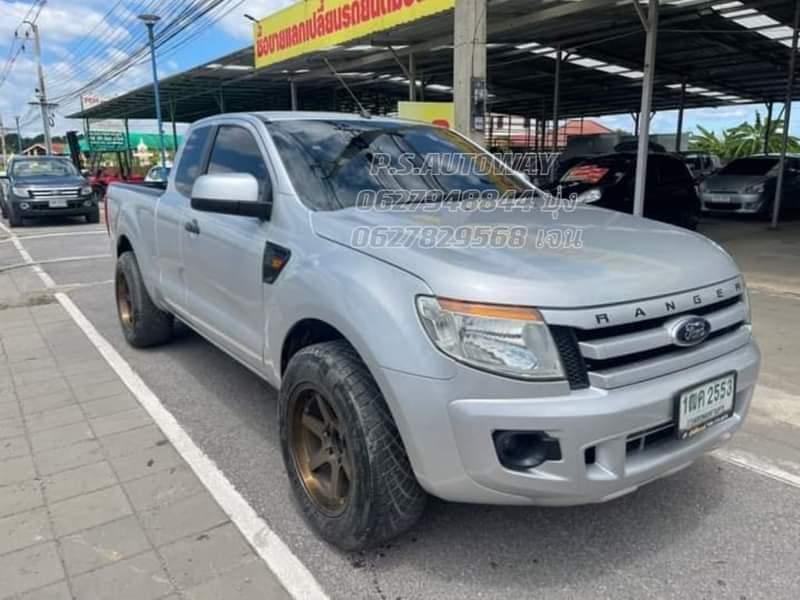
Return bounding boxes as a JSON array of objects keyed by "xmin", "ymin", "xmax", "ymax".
[{"xmin": 493, "ymin": 431, "xmax": 562, "ymax": 471}]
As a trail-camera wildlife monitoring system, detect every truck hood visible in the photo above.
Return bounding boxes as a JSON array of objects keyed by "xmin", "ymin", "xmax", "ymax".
[
  {"xmin": 13, "ymin": 175, "xmax": 85, "ymax": 187},
  {"xmin": 702, "ymin": 174, "xmax": 771, "ymax": 192},
  {"xmin": 310, "ymin": 204, "xmax": 740, "ymax": 308}
]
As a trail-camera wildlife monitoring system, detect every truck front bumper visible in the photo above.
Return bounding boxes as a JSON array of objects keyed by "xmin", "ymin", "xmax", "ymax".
[
  {"xmin": 12, "ymin": 197, "xmax": 96, "ymax": 218},
  {"xmin": 377, "ymin": 340, "xmax": 760, "ymax": 506}
]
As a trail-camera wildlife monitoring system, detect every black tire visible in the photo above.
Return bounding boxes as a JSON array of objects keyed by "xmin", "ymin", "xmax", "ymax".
[
  {"xmin": 8, "ymin": 207, "xmax": 22, "ymax": 228},
  {"xmin": 280, "ymin": 340, "xmax": 426, "ymax": 551},
  {"xmin": 86, "ymin": 206, "xmax": 100, "ymax": 224},
  {"xmin": 115, "ymin": 251, "xmax": 173, "ymax": 347}
]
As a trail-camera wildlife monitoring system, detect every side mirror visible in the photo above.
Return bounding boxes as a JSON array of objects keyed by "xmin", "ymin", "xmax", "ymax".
[{"xmin": 191, "ymin": 173, "xmax": 271, "ymax": 219}]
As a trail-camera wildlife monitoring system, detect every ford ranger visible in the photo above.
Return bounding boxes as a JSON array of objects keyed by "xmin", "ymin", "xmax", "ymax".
[
  {"xmin": 106, "ymin": 112, "xmax": 760, "ymax": 551},
  {"xmin": 1, "ymin": 155, "xmax": 99, "ymax": 227}
]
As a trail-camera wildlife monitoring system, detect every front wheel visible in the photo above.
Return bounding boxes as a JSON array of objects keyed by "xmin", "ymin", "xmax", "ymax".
[
  {"xmin": 115, "ymin": 251, "xmax": 173, "ymax": 347},
  {"xmin": 86, "ymin": 206, "xmax": 100, "ymax": 224},
  {"xmin": 280, "ymin": 340, "xmax": 426, "ymax": 551},
  {"xmin": 8, "ymin": 207, "xmax": 22, "ymax": 228}
]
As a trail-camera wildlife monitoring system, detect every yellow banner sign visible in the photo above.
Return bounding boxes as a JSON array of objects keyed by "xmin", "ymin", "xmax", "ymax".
[
  {"xmin": 254, "ymin": 0, "xmax": 455, "ymax": 69},
  {"xmin": 397, "ymin": 101, "xmax": 454, "ymax": 129}
]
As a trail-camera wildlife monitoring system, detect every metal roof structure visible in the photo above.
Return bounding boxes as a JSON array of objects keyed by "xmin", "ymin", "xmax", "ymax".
[{"xmin": 70, "ymin": 0, "xmax": 797, "ymax": 123}]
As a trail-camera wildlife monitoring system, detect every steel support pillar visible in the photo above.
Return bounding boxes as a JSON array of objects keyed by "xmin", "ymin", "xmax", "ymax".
[
  {"xmin": 408, "ymin": 53, "xmax": 416, "ymax": 101},
  {"xmin": 290, "ymin": 79, "xmax": 298, "ymax": 110},
  {"xmin": 675, "ymin": 80, "xmax": 686, "ymax": 152},
  {"xmin": 552, "ymin": 47, "xmax": 562, "ymax": 153},
  {"xmin": 633, "ymin": 0, "xmax": 659, "ymax": 217},
  {"xmin": 763, "ymin": 101, "xmax": 773, "ymax": 155},
  {"xmin": 771, "ymin": 0, "xmax": 800, "ymax": 229},
  {"xmin": 453, "ymin": 0, "xmax": 486, "ymax": 143}
]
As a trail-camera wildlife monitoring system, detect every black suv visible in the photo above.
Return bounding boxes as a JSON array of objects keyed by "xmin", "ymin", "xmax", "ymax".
[{"xmin": 553, "ymin": 152, "xmax": 700, "ymax": 230}]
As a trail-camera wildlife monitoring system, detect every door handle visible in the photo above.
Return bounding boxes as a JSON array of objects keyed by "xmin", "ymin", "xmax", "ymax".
[{"xmin": 184, "ymin": 219, "xmax": 200, "ymax": 235}]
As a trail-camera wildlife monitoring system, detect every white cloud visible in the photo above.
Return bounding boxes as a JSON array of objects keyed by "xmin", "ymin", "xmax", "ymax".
[{"xmin": 216, "ymin": 0, "xmax": 294, "ymax": 40}]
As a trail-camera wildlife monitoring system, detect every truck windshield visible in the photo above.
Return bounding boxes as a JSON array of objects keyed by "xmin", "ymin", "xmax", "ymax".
[
  {"xmin": 12, "ymin": 159, "xmax": 78, "ymax": 178},
  {"xmin": 265, "ymin": 119, "xmax": 530, "ymax": 210}
]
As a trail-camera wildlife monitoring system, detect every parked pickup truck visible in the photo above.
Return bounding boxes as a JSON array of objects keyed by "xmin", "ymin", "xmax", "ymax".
[
  {"xmin": 107, "ymin": 112, "xmax": 760, "ymax": 551},
  {"xmin": 1, "ymin": 155, "xmax": 99, "ymax": 227}
]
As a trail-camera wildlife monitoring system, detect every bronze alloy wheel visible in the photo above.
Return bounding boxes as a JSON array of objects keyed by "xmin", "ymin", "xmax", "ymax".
[
  {"xmin": 116, "ymin": 271, "xmax": 134, "ymax": 330},
  {"xmin": 289, "ymin": 387, "xmax": 353, "ymax": 516}
]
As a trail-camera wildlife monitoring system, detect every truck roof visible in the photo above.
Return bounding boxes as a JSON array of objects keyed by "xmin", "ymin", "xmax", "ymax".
[{"xmin": 192, "ymin": 110, "xmax": 420, "ymax": 127}]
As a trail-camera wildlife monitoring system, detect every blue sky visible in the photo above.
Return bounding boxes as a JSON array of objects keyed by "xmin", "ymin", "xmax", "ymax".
[{"xmin": 0, "ymin": 0, "xmax": 797, "ymax": 139}]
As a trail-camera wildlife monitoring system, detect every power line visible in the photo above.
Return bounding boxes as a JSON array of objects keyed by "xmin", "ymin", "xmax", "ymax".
[
  {"xmin": 0, "ymin": 0, "xmax": 44, "ymax": 91},
  {"xmin": 52, "ymin": 0, "xmax": 240, "ymax": 106}
]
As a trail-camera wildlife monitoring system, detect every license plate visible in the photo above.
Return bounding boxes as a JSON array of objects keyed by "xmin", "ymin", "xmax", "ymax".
[
  {"xmin": 48, "ymin": 198, "xmax": 68, "ymax": 208},
  {"xmin": 676, "ymin": 373, "xmax": 736, "ymax": 439},
  {"xmin": 711, "ymin": 194, "xmax": 731, "ymax": 203}
]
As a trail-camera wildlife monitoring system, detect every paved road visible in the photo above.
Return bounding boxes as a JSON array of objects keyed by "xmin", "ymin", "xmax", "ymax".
[{"xmin": 3, "ymin": 215, "xmax": 800, "ymax": 600}]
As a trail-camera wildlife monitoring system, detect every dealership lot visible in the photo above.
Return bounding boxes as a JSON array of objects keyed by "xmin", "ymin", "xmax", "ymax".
[{"xmin": 2, "ymin": 214, "xmax": 800, "ymax": 600}]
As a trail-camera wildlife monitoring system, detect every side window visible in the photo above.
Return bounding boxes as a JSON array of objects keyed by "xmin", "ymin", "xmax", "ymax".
[
  {"xmin": 174, "ymin": 126, "xmax": 212, "ymax": 197},
  {"xmin": 660, "ymin": 157, "xmax": 691, "ymax": 184},
  {"xmin": 207, "ymin": 125, "xmax": 270, "ymax": 198}
]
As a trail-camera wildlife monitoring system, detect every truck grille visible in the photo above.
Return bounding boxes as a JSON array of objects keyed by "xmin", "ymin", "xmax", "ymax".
[
  {"xmin": 29, "ymin": 188, "xmax": 81, "ymax": 198},
  {"xmin": 547, "ymin": 279, "xmax": 750, "ymax": 390}
]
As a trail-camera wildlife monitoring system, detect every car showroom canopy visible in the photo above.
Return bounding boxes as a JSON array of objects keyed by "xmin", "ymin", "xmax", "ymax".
[{"xmin": 70, "ymin": 0, "xmax": 797, "ymax": 122}]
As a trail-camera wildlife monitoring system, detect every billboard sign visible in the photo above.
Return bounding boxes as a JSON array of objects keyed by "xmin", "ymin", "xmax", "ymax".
[
  {"xmin": 397, "ymin": 101, "xmax": 454, "ymax": 129},
  {"xmin": 87, "ymin": 130, "xmax": 127, "ymax": 152},
  {"xmin": 81, "ymin": 94, "xmax": 124, "ymax": 132},
  {"xmin": 253, "ymin": 0, "xmax": 455, "ymax": 69}
]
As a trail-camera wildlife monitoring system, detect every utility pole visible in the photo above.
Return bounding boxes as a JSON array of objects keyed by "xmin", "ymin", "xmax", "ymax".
[
  {"xmin": 15, "ymin": 116, "xmax": 23, "ymax": 153},
  {"xmin": 21, "ymin": 19, "xmax": 53, "ymax": 154},
  {"xmin": 0, "ymin": 116, "xmax": 7, "ymax": 168}
]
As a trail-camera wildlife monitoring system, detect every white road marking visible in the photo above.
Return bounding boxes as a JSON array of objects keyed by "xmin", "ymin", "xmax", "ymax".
[
  {"xmin": 0, "ymin": 254, "xmax": 111, "ymax": 273},
  {"xmin": 0, "ymin": 229, "xmax": 107, "ymax": 243},
  {"xmin": 714, "ymin": 448, "xmax": 800, "ymax": 489},
  {"xmin": 6, "ymin": 228, "xmax": 330, "ymax": 600}
]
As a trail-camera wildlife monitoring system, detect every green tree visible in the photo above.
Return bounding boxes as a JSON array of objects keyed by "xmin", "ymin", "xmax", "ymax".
[{"xmin": 690, "ymin": 110, "xmax": 800, "ymax": 160}]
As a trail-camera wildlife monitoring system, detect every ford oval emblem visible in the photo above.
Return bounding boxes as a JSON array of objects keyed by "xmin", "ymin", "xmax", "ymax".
[{"xmin": 667, "ymin": 316, "xmax": 711, "ymax": 347}]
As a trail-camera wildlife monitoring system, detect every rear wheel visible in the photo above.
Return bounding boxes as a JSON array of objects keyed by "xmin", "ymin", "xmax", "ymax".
[
  {"xmin": 115, "ymin": 251, "xmax": 173, "ymax": 347},
  {"xmin": 280, "ymin": 340, "xmax": 426, "ymax": 551}
]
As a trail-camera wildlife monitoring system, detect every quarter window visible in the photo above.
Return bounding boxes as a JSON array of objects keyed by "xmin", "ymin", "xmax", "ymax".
[{"xmin": 207, "ymin": 125, "xmax": 270, "ymax": 198}]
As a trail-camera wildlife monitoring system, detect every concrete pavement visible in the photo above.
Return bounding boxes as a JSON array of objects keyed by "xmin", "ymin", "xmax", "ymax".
[{"xmin": 1, "ymin": 224, "xmax": 291, "ymax": 599}]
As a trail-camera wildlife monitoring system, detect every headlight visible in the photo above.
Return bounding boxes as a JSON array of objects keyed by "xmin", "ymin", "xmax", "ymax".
[
  {"xmin": 416, "ymin": 296, "xmax": 564, "ymax": 380},
  {"xmin": 743, "ymin": 182, "xmax": 765, "ymax": 194},
  {"xmin": 575, "ymin": 188, "xmax": 602, "ymax": 204},
  {"xmin": 741, "ymin": 279, "xmax": 752, "ymax": 324},
  {"xmin": 12, "ymin": 185, "xmax": 30, "ymax": 197},
  {"xmin": 80, "ymin": 185, "xmax": 94, "ymax": 196}
]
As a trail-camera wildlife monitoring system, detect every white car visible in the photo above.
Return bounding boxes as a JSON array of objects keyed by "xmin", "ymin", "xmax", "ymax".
[{"xmin": 144, "ymin": 165, "xmax": 172, "ymax": 183}]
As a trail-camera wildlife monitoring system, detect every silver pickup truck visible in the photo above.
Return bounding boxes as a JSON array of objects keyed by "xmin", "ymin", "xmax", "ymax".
[{"xmin": 107, "ymin": 112, "xmax": 760, "ymax": 551}]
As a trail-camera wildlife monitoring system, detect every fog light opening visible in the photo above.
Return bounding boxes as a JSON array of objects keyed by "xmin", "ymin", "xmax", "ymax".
[
  {"xmin": 19, "ymin": 202, "xmax": 31, "ymax": 210},
  {"xmin": 493, "ymin": 431, "xmax": 561, "ymax": 471},
  {"xmin": 83, "ymin": 200, "xmax": 93, "ymax": 207}
]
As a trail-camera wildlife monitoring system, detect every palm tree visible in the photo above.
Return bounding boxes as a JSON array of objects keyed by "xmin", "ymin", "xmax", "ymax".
[
  {"xmin": 690, "ymin": 110, "xmax": 800, "ymax": 160},
  {"xmin": 691, "ymin": 125, "xmax": 727, "ymax": 157}
]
